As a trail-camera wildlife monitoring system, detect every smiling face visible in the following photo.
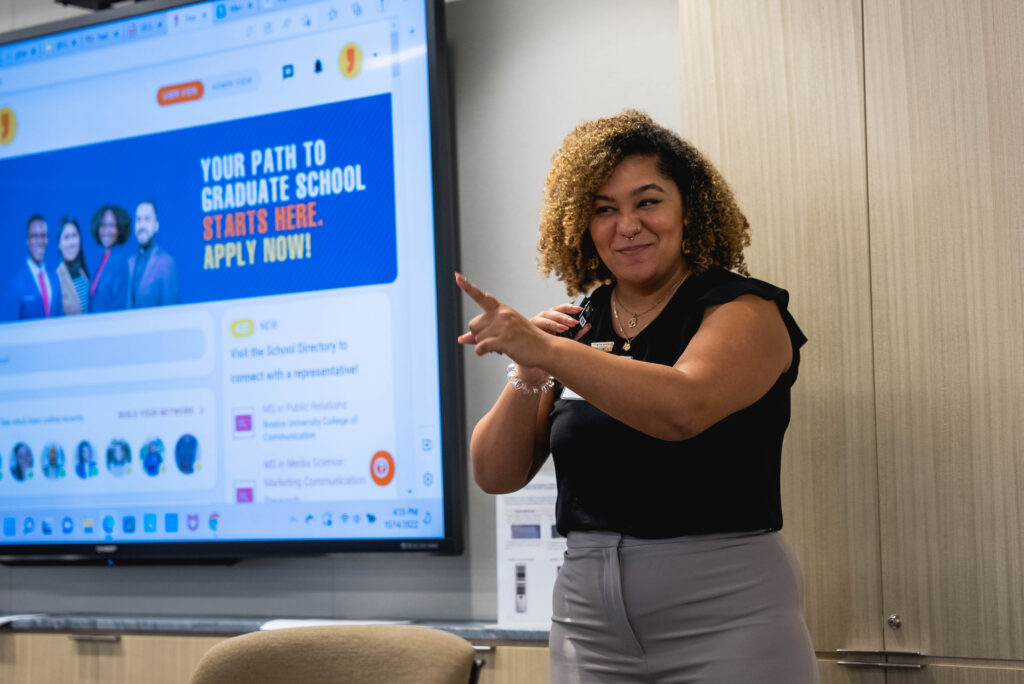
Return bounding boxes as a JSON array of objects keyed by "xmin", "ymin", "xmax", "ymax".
[
  {"xmin": 588, "ymin": 155, "xmax": 687, "ymax": 291},
  {"xmin": 134, "ymin": 202, "xmax": 159, "ymax": 247},
  {"xmin": 26, "ymin": 219, "xmax": 48, "ymax": 265},
  {"xmin": 98, "ymin": 209, "xmax": 119, "ymax": 249},
  {"xmin": 59, "ymin": 222, "xmax": 82, "ymax": 262}
]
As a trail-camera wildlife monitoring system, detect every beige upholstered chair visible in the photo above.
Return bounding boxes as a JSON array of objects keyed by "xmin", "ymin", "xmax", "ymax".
[{"xmin": 189, "ymin": 625, "xmax": 481, "ymax": 684}]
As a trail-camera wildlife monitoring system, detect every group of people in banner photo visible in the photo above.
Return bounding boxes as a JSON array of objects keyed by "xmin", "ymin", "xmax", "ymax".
[{"xmin": 2, "ymin": 201, "xmax": 179, "ymax": 322}]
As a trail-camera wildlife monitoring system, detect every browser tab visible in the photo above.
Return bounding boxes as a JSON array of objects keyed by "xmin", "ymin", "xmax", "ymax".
[
  {"xmin": 137, "ymin": 16, "xmax": 167, "ymax": 37},
  {"xmin": 53, "ymin": 37, "xmax": 76, "ymax": 56},
  {"xmin": 94, "ymin": 25, "xmax": 126, "ymax": 48},
  {"xmin": 213, "ymin": 0, "xmax": 259, "ymax": 22},
  {"xmin": 11, "ymin": 43, "xmax": 40, "ymax": 65},
  {"xmin": 168, "ymin": 6, "xmax": 213, "ymax": 33}
]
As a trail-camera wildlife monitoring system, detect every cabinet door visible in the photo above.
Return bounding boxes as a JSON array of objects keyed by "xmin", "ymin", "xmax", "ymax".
[
  {"xmin": 819, "ymin": 660, "xmax": 885, "ymax": 684},
  {"xmin": 0, "ymin": 633, "xmax": 228, "ymax": 684},
  {"xmin": 473, "ymin": 644, "xmax": 549, "ymax": 684},
  {"xmin": 865, "ymin": 0, "xmax": 1024, "ymax": 660},
  {"xmin": 889, "ymin": 667, "xmax": 1024, "ymax": 684},
  {"xmin": 678, "ymin": 0, "xmax": 884, "ymax": 654}
]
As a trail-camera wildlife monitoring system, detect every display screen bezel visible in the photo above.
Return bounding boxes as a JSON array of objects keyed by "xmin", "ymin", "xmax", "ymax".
[{"xmin": 0, "ymin": 0, "xmax": 464, "ymax": 564}]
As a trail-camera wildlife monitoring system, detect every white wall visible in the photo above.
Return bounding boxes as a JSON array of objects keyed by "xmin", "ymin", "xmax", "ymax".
[
  {"xmin": 448, "ymin": 0, "xmax": 681, "ymax": 617},
  {"xmin": 0, "ymin": 0, "xmax": 679, "ymax": 621}
]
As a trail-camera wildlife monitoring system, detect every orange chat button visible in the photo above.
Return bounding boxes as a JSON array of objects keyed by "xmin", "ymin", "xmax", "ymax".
[
  {"xmin": 157, "ymin": 80, "xmax": 204, "ymax": 106},
  {"xmin": 370, "ymin": 450, "xmax": 395, "ymax": 486}
]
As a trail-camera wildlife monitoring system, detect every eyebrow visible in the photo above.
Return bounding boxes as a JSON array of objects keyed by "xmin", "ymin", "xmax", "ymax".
[{"xmin": 592, "ymin": 183, "xmax": 667, "ymax": 202}]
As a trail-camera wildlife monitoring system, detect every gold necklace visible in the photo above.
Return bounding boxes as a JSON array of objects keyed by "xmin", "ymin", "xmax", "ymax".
[
  {"xmin": 611, "ymin": 297, "xmax": 641, "ymax": 351},
  {"xmin": 612, "ymin": 273, "xmax": 689, "ymax": 351}
]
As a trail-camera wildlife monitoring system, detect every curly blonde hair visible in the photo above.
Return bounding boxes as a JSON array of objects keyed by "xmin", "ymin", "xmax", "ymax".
[{"xmin": 538, "ymin": 110, "xmax": 751, "ymax": 295}]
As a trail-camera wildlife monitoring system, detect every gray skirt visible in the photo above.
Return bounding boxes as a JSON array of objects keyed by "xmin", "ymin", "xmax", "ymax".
[{"xmin": 549, "ymin": 530, "xmax": 820, "ymax": 684}]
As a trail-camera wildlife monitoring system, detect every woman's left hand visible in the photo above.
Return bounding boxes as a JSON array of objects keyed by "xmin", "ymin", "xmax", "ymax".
[{"xmin": 456, "ymin": 273, "xmax": 553, "ymax": 367}]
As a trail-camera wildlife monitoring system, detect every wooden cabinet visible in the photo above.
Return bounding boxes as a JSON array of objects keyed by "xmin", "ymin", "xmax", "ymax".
[
  {"xmin": 819, "ymin": 661, "xmax": 885, "ymax": 684},
  {"xmin": 888, "ymin": 670, "xmax": 1024, "ymax": 684},
  {"xmin": 472, "ymin": 643, "xmax": 549, "ymax": 684},
  {"xmin": 21, "ymin": 632, "xmax": 1019, "ymax": 684},
  {"xmin": 679, "ymin": 0, "xmax": 1024, "ymax": 678},
  {"xmin": 864, "ymin": 0, "xmax": 1024, "ymax": 662},
  {"xmin": 679, "ymin": 0, "xmax": 884, "ymax": 656},
  {"xmin": 0, "ymin": 633, "xmax": 228, "ymax": 684},
  {"xmin": 0, "ymin": 632, "xmax": 550, "ymax": 684}
]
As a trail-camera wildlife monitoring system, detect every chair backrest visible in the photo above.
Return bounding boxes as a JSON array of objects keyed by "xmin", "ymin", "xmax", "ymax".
[{"xmin": 189, "ymin": 624, "xmax": 477, "ymax": 684}]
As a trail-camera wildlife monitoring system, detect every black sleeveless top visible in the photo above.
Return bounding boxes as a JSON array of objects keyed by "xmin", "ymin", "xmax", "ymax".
[{"xmin": 548, "ymin": 267, "xmax": 807, "ymax": 538}]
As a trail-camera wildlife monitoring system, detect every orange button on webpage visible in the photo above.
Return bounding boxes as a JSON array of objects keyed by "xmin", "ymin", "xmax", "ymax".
[
  {"xmin": 370, "ymin": 451, "xmax": 395, "ymax": 486},
  {"xmin": 158, "ymin": 80, "xmax": 204, "ymax": 105}
]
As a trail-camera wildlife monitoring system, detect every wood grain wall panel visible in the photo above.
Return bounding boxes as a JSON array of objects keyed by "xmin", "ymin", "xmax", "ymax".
[
  {"xmin": 678, "ymin": 0, "xmax": 882, "ymax": 653},
  {"xmin": 474, "ymin": 645, "xmax": 549, "ymax": 684},
  {"xmin": 0, "ymin": 633, "xmax": 227, "ymax": 684},
  {"xmin": 864, "ymin": 0, "xmax": 1024, "ymax": 660},
  {"xmin": 818, "ymin": 660, "xmax": 886, "ymax": 684},
  {"xmin": 889, "ymin": 666, "xmax": 1024, "ymax": 684}
]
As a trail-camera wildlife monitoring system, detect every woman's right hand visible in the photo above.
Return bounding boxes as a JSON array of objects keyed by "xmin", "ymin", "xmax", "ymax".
[
  {"xmin": 512, "ymin": 303, "xmax": 590, "ymax": 381},
  {"xmin": 514, "ymin": 303, "xmax": 589, "ymax": 381},
  {"xmin": 530, "ymin": 302, "xmax": 588, "ymax": 339}
]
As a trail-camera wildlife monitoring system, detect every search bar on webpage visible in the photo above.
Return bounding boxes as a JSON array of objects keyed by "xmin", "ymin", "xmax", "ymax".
[
  {"xmin": 0, "ymin": 328, "xmax": 205, "ymax": 374},
  {"xmin": 0, "ymin": 309, "xmax": 215, "ymax": 391}
]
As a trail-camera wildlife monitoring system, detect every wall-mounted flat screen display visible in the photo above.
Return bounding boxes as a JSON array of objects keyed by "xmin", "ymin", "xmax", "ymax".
[{"xmin": 0, "ymin": 0, "xmax": 462, "ymax": 562}]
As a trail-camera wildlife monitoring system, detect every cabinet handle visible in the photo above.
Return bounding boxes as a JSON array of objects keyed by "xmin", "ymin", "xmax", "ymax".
[
  {"xmin": 835, "ymin": 649, "xmax": 922, "ymax": 657},
  {"xmin": 472, "ymin": 645, "xmax": 494, "ymax": 652},
  {"xmin": 837, "ymin": 661, "xmax": 924, "ymax": 669},
  {"xmin": 68, "ymin": 634, "xmax": 122, "ymax": 643},
  {"xmin": 835, "ymin": 648, "xmax": 925, "ymax": 670}
]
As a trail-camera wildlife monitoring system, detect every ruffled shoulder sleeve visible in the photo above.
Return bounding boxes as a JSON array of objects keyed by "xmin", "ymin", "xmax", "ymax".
[{"xmin": 692, "ymin": 269, "xmax": 808, "ymax": 384}]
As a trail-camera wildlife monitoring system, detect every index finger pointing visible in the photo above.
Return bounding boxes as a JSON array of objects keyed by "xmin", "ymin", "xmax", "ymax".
[{"xmin": 455, "ymin": 272, "xmax": 500, "ymax": 311}]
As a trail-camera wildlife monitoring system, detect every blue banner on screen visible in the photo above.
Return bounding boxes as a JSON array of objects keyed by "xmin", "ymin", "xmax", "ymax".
[{"xmin": 0, "ymin": 94, "xmax": 396, "ymax": 320}]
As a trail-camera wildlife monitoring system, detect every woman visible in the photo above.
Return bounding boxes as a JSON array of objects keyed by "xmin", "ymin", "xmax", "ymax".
[
  {"xmin": 75, "ymin": 441, "xmax": 98, "ymax": 479},
  {"xmin": 10, "ymin": 442, "xmax": 33, "ymax": 482},
  {"xmin": 56, "ymin": 218, "xmax": 90, "ymax": 315},
  {"xmin": 106, "ymin": 439, "xmax": 131, "ymax": 477},
  {"xmin": 458, "ymin": 111, "xmax": 817, "ymax": 683},
  {"xmin": 89, "ymin": 204, "xmax": 131, "ymax": 313}
]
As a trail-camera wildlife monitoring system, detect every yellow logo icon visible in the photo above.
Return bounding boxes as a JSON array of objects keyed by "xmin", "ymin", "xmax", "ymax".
[
  {"xmin": 231, "ymin": 319, "xmax": 255, "ymax": 337},
  {"xmin": 339, "ymin": 43, "xmax": 363, "ymax": 78},
  {"xmin": 0, "ymin": 107, "xmax": 16, "ymax": 146}
]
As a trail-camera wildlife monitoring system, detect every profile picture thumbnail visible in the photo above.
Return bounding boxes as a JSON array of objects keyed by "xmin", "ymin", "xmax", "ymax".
[
  {"xmin": 42, "ymin": 442, "xmax": 66, "ymax": 480},
  {"xmin": 175, "ymin": 434, "xmax": 200, "ymax": 475},
  {"xmin": 141, "ymin": 437, "xmax": 165, "ymax": 477},
  {"xmin": 106, "ymin": 439, "xmax": 132, "ymax": 476},
  {"xmin": 10, "ymin": 442, "xmax": 33, "ymax": 481},
  {"xmin": 75, "ymin": 441, "xmax": 99, "ymax": 479}
]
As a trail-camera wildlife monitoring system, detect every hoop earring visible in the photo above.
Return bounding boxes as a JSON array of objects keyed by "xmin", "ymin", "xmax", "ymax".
[{"xmin": 587, "ymin": 255, "xmax": 600, "ymax": 271}]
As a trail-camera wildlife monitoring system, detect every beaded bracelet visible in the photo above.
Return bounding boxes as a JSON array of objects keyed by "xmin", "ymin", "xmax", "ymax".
[{"xmin": 506, "ymin": 362, "xmax": 555, "ymax": 396}]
